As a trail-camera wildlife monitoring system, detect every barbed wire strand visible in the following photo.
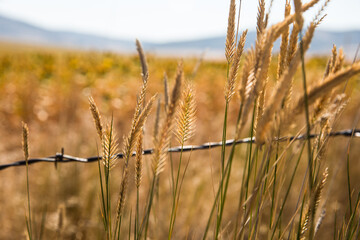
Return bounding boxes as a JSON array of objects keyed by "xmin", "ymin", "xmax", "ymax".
[{"xmin": 0, "ymin": 129, "xmax": 359, "ymax": 171}]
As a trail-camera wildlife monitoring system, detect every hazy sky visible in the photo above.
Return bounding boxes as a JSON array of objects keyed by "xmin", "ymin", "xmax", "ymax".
[{"xmin": 0, "ymin": 0, "xmax": 359, "ymax": 43}]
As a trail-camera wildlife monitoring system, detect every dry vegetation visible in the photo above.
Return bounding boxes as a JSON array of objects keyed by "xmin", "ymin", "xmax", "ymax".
[{"xmin": 1, "ymin": 0, "xmax": 360, "ymax": 239}]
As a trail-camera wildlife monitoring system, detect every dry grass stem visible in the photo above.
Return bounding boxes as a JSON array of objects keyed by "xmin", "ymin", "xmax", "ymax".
[
  {"xmin": 314, "ymin": 114, "xmax": 331, "ymax": 162},
  {"xmin": 152, "ymin": 63, "xmax": 183, "ymax": 176},
  {"xmin": 238, "ymin": 26, "xmax": 277, "ymax": 137},
  {"xmin": 116, "ymin": 168, "xmax": 129, "ymax": 220},
  {"xmin": 314, "ymin": 209, "xmax": 326, "ymax": 235},
  {"xmin": 301, "ymin": 168, "xmax": 329, "ymax": 239},
  {"xmin": 296, "ymin": 61, "xmax": 360, "ymax": 111},
  {"xmin": 313, "ymin": 46, "xmax": 343, "ymax": 119},
  {"xmin": 327, "ymin": 94, "xmax": 349, "ymax": 121},
  {"xmin": 123, "ymin": 94, "xmax": 156, "ymax": 166},
  {"xmin": 116, "ymin": 95, "xmax": 155, "ymax": 226},
  {"xmin": 268, "ymin": 0, "xmax": 320, "ymax": 42},
  {"xmin": 56, "ymin": 204, "xmax": 65, "ymax": 236},
  {"xmin": 122, "ymin": 69, "xmax": 155, "ymax": 169},
  {"xmin": 255, "ymin": 22, "xmax": 316, "ymax": 144},
  {"xmin": 309, "ymin": 168, "xmax": 329, "ymax": 237},
  {"xmin": 134, "ymin": 76, "xmax": 148, "ymax": 123},
  {"xmin": 294, "ymin": 0, "xmax": 304, "ymax": 28},
  {"xmin": 191, "ymin": 52, "xmax": 204, "ymax": 78},
  {"xmin": 301, "ymin": 167, "xmax": 329, "ymax": 240},
  {"xmin": 313, "ymin": 0, "xmax": 332, "ymax": 23},
  {"xmin": 263, "ymin": 0, "xmax": 274, "ymax": 28}
]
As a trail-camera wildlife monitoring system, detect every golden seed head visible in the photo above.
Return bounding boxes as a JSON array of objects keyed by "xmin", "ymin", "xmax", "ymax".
[
  {"xmin": 135, "ymin": 134, "xmax": 143, "ymax": 188},
  {"xmin": 152, "ymin": 63, "xmax": 183, "ymax": 176},
  {"xmin": 176, "ymin": 83, "xmax": 196, "ymax": 145},
  {"xmin": 88, "ymin": 96, "xmax": 103, "ymax": 141},
  {"xmin": 136, "ymin": 39, "xmax": 148, "ymax": 83},
  {"xmin": 22, "ymin": 122, "xmax": 29, "ymax": 161},
  {"xmin": 102, "ymin": 123, "xmax": 119, "ymax": 170},
  {"xmin": 225, "ymin": 0, "xmax": 236, "ymax": 62},
  {"xmin": 226, "ymin": 30, "xmax": 247, "ymax": 102}
]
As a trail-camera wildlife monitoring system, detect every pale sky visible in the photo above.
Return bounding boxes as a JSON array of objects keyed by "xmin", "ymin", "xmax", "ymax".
[{"xmin": 0, "ymin": 0, "xmax": 359, "ymax": 43}]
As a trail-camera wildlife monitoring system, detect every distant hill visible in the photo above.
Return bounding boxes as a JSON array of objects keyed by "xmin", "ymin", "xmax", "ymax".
[
  {"xmin": 0, "ymin": 14, "xmax": 359, "ymax": 59},
  {"xmin": 0, "ymin": 15, "xmax": 135, "ymax": 53},
  {"xmin": 148, "ymin": 31, "xmax": 360, "ymax": 59}
]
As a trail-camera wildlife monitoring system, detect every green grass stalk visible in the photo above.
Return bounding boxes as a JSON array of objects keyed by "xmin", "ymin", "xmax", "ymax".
[
  {"xmin": 271, "ymin": 143, "xmax": 305, "ymax": 239},
  {"xmin": 269, "ymin": 124, "xmax": 283, "ymax": 229},
  {"xmin": 217, "ymin": 64, "xmax": 231, "ymax": 237},
  {"xmin": 22, "ymin": 122, "xmax": 33, "ymax": 240},
  {"xmin": 216, "ymin": 101, "xmax": 257, "ymax": 239},
  {"xmin": 97, "ymin": 152, "xmax": 107, "ymax": 230},
  {"xmin": 347, "ymin": 145, "xmax": 353, "ymax": 215},
  {"xmin": 202, "ymin": 148, "xmax": 234, "ymax": 240},
  {"xmin": 135, "ymin": 189, "xmax": 140, "ymax": 240},
  {"xmin": 142, "ymin": 176, "xmax": 156, "ymax": 239},
  {"xmin": 333, "ymin": 210, "xmax": 337, "ymax": 240},
  {"xmin": 168, "ymin": 147, "xmax": 184, "ymax": 239},
  {"xmin": 299, "ymin": 32, "xmax": 313, "ymax": 192},
  {"xmin": 128, "ymin": 209, "xmax": 132, "ymax": 240},
  {"xmin": 296, "ymin": 196, "xmax": 306, "ymax": 240},
  {"xmin": 25, "ymin": 156, "xmax": 32, "ymax": 240},
  {"xmin": 39, "ymin": 205, "xmax": 47, "ymax": 240},
  {"xmin": 345, "ymin": 192, "xmax": 360, "ymax": 239}
]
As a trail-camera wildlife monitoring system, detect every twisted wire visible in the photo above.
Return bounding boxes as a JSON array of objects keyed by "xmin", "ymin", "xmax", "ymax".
[{"xmin": 0, "ymin": 129, "xmax": 358, "ymax": 171}]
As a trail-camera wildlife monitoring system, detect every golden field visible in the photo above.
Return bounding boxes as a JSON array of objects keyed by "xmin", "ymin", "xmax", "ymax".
[{"xmin": 0, "ymin": 41, "xmax": 358, "ymax": 239}]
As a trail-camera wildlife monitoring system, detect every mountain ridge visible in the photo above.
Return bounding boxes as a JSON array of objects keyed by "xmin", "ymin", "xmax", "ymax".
[{"xmin": 0, "ymin": 14, "xmax": 359, "ymax": 58}]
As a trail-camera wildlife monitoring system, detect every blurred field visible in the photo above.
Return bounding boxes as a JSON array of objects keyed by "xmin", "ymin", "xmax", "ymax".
[{"xmin": 0, "ymin": 41, "xmax": 360, "ymax": 239}]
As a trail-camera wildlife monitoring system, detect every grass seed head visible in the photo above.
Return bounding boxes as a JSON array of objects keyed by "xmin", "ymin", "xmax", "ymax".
[
  {"xmin": 176, "ymin": 83, "xmax": 196, "ymax": 145},
  {"xmin": 152, "ymin": 63, "xmax": 183, "ymax": 176},
  {"xmin": 89, "ymin": 96, "xmax": 103, "ymax": 141},
  {"xmin": 225, "ymin": 0, "xmax": 236, "ymax": 63},
  {"xmin": 22, "ymin": 122, "xmax": 29, "ymax": 161},
  {"xmin": 102, "ymin": 123, "xmax": 119, "ymax": 170},
  {"xmin": 136, "ymin": 39, "xmax": 149, "ymax": 83},
  {"xmin": 277, "ymin": 0, "xmax": 291, "ymax": 79},
  {"xmin": 226, "ymin": 30, "xmax": 247, "ymax": 102},
  {"xmin": 135, "ymin": 133, "xmax": 143, "ymax": 188}
]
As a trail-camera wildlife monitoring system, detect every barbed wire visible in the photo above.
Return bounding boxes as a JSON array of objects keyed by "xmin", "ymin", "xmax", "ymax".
[{"xmin": 0, "ymin": 129, "xmax": 359, "ymax": 171}]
